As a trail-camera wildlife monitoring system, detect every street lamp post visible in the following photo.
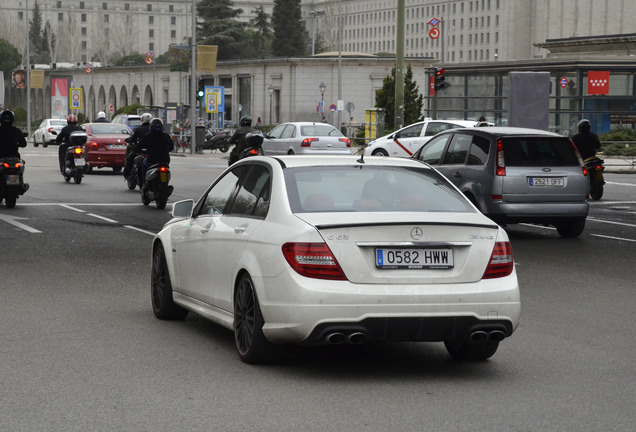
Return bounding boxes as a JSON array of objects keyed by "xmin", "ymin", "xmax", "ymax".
[
  {"xmin": 267, "ymin": 84, "xmax": 274, "ymax": 125},
  {"xmin": 319, "ymin": 82, "xmax": 326, "ymax": 122}
]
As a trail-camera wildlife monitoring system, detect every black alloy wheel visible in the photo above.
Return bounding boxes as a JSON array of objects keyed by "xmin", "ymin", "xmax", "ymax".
[
  {"xmin": 233, "ymin": 274, "xmax": 283, "ymax": 364},
  {"xmin": 372, "ymin": 149, "xmax": 389, "ymax": 156},
  {"xmin": 151, "ymin": 244, "xmax": 188, "ymax": 320}
]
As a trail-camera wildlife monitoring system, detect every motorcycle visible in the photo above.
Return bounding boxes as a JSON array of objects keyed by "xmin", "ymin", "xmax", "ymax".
[
  {"xmin": 0, "ymin": 157, "xmax": 29, "ymax": 208},
  {"xmin": 584, "ymin": 156, "xmax": 605, "ymax": 200},
  {"xmin": 198, "ymin": 127, "xmax": 230, "ymax": 153},
  {"xmin": 228, "ymin": 132, "xmax": 264, "ymax": 166},
  {"xmin": 62, "ymin": 131, "xmax": 88, "ymax": 184},
  {"xmin": 142, "ymin": 163, "xmax": 173, "ymax": 209}
]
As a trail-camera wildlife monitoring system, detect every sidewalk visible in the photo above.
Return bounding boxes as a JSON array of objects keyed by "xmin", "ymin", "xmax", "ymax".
[{"xmin": 600, "ymin": 156, "xmax": 636, "ymax": 173}]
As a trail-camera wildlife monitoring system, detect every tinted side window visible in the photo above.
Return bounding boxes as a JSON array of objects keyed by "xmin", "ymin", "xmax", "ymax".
[
  {"xmin": 398, "ymin": 123, "xmax": 424, "ymax": 138},
  {"xmin": 468, "ymin": 135, "xmax": 490, "ymax": 165},
  {"xmin": 442, "ymin": 134, "xmax": 472, "ymax": 164},
  {"xmin": 503, "ymin": 137, "xmax": 579, "ymax": 166},
  {"xmin": 228, "ymin": 165, "xmax": 271, "ymax": 218},
  {"xmin": 415, "ymin": 134, "xmax": 451, "ymax": 164},
  {"xmin": 425, "ymin": 122, "xmax": 456, "ymax": 136},
  {"xmin": 198, "ymin": 166, "xmax": 248, "ymax": 215}
]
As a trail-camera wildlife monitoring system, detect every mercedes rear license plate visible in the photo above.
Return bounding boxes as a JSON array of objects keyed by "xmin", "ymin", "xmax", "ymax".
[
  {"xmin": 529, "ymin": 177, "xmax": 564, "ymax": 187},
  {"xmin": 375, "ymin": 248, "xmax": 454, "ymax": 269}
]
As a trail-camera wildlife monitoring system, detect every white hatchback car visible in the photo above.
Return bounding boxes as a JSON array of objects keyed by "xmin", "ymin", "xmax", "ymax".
[
  {"xmin": 151, "ymin": 155, "xmax": 520, "ymax": 364},
  {"xmin": 364, "ymin": 119, "xmax": 479, "ymax": 157},
  {"xmin": 33, "ymin": 118, "xmax": 67, "ymax": 147}
]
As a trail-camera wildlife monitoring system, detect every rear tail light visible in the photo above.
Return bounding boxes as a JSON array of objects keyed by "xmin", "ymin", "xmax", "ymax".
[
  {"xmin": 88, "ymin": 141, "xmax": 99, "ymax": 151},
  {"xmin": 248, "ymin": 149, "xmax": 259, "ymax": 155},
  {"xmin": 73, "ymin": 147, "xmax": 83, "ymax": 155},
  {"xmin": 339, "ymin": 137, "xmax": 351, "ymax": 147},
  {"xmin": 158, "ymin": 165, "xmax": 169, "ymax": 173},
  {"xmin": 301, "ymin": 137, "xmax": 319, "ymax": 147},
  {"xmin": 482, "ymin": 241, "xmax": 514, "ymax": 279},
  {"xmin": 3, "ymin": 161, "xmax": 22, "ymax": 168},
  {"xmin": 495, "ymin": 139, "xmax": 506, "ymax": 176},
  {"xmin": 282, "ymin": 242, "xmax": 347, "ymax": 280},
  {"xmin": 47, "ymin": 127, "xmax": 54, "ymax": 133}
]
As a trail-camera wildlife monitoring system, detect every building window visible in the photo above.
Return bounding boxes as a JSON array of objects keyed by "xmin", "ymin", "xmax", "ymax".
[
  {"xmin": 169, "ymin": 5, "xmax": 174, "ymax": 12},
  {"xmin": 81, "ymin": 41, "xmax": 87, "ymax": 50},
  {"xmin": 171, "ymin": 16, "xmax": 176, "ymax": 25},
  {"xmin": 81, "ymin": 27, "xmax": 86, "ymax": 36},
  {"xmin": 149, "ymin": 43, "xmax": 154, "ymax": 51},
  {"xmin": 58, "ymin": 13, "xmax": 64, "ymax": 21},
  {"xmin": 81, "ymin": 13, "xmax": 86, "ymax": 22},
  {"xmin": 104, "ymin": 14, "xmax": 109, "ymax": 23},
  {"xmin": 80, "ymin": 1, "xmax": 84, "ymax": 9},
  {"xmin": 171, "ymin": 30, "xmax": 176, "ymax": 39},
  {"xmin": 56, "ymin": 1, "xmax": 62, "ymax": 7},
  {"xmin": 149, "ymin": 16, "xmax": 154, "ymax": 24},
  {"xmin": 147, "ymin": 4, "xmax": 152, "ymax": 11},
  {"xmin": 149, "ymin": 29, "xmax": 154, "ymax": 38},
  {"xmin": 125, "ymin": 3, "xmax": 130, "ymax": 11},
  {"xmin": 102, "ymin": 2, "xmax": 107, "ymax": 10},
  {"xmin": 18, "ymin": 11, "xmax": 23, "ymax": 20}
]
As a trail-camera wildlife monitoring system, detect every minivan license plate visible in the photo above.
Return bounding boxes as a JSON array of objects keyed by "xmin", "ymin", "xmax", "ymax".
[
  {"xmin": 376, "ymin": 248, "xmax": 453, "ymax": 269},
  {"xmin": 529, "ymin": 177, "xmax": 564, "ymax": 187}
]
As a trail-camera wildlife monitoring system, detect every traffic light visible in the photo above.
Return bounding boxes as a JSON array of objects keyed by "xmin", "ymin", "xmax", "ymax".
[
  {"xmin": 434, "ymin": 68, "xmax": 450, "ymax": 91},
  {"xmin": 197, "ymin": 80, "xmax": 205, "ymax": 100}
]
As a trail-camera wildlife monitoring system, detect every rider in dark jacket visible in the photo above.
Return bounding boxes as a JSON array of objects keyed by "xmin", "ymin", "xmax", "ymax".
[
  {"xmin": 228, "ymin": 116, "xmax": 254, "ymax": 165},
  {"xmin": 123, "ymin": 113, "xmax": 152, "ymax": 178},
  {"xmin": 136, "ymin": 118, "xmax": 173, "ymax": 183},
  {"xmin": 0, "ymin": 110, "xmax": 27, "ymax": 159},
  {"xmin": 572, "ymin": 119, "xmax": 601, "ymax": 160},
  {"xmin": 56, "ymin": 114, "xmax": 84, "ymax": 173}
]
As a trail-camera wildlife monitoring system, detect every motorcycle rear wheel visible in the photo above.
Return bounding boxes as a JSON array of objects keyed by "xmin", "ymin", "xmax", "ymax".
[
  {"xmin": 590, "ymin": 177, "xmax": 603, "ymax": 201},
  {"xmin": 74, "ymin": 171, "xmax": 82, "ymax": 184},
  {"xmin": 156, "ymin": 197, "xmax": 167, "ymax": 209},
  {"xmin": 4, "ymin": 193, "xmax": 17, "ymax": 208}
]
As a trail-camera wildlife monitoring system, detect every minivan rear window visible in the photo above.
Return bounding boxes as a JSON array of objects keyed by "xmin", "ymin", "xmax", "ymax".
[{"xmin": 503, "ymin": 137, "xmax": 579, "ymax": 167}]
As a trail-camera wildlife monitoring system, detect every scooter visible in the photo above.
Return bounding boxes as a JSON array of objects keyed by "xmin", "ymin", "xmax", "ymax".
[
  {"xmin": 0, "ymin": 157, "xmax": 29, "ymax": 208},
  {"xmin": 228, "ymin": 132, "xmax": 264, "ymax": 166},
  {"xmin": 199, "ymin": 127, "xmax": 230, "ymax": 153},
  {"xmin": 584, "ymin": 156, "xmax": 605, "ymax": 200},
  {"xmin": 142, "ymin": 163, "xmax": 173, "ymax": 209},
  {"xmin": 63, "ymin": 131, "xmax": 88, "ymax": 184}
]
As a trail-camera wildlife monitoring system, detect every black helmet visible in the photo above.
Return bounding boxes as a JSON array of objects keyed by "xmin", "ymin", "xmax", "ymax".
[
  {"xmin": 245, "ymin": 132, "xmax": 264, "ymax": 148},
  {"xmin": 577, "ymin": 119, "xmax": 591, "ymax": 133},
  {"xmin": 240, "ymin": 116, "xmax": 252, "ymax": 127},
  {"xmin": 69, "ymin": 131, "xmax": 88, "ymax": 146},
  {"xmin": 150, "ymin": 118, "xmax": 164, "ymax": 131},
  {"xmin": 0, "ymin": 109, "xmax": 15, "ymax": 126}
]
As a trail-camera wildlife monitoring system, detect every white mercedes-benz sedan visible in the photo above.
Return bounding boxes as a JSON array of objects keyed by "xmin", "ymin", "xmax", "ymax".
[{"xmin": 151, "ymin": 155, "xmax": 520, "ymax": 364}]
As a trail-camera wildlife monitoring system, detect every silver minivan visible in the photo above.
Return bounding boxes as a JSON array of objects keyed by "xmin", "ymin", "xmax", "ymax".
[{"xmin": 413, "ymin": 127, "xmax": 589, "ymax": 237}]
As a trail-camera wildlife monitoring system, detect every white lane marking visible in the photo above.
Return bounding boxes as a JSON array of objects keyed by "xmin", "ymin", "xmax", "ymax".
[
  {"xmin": 587, "ymin": 217, "xmax": 636, "ymax": 229},
  {"xmin": 87, "ymin": 213, "xmax": 119, "ymax": 223},
  {"xmin": 605, "ymin": 181, "xmax": 636, "ymax": 187},
  {"xmin": 591, "ymin": 234, "xmax": 636, "ymax": 243},
  {"xmin": 124, "ymin": 225, "xmax": 156, "ymax": 236},
  {"xmin": 60, "ymin": 204, "xmax": 86, "ymax": 213},
  {"xmin": 0, "ymin": 214, "xmax": 42, "ymax": 233}
]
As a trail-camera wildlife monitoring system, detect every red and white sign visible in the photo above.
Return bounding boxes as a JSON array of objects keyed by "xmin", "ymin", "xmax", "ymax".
[
  {"xmin": 145, "ymin": 57, "xmax": 153, "ymax": 65},
  {"xmin": 559, "ymin": 77, "xmax": 569, "ymax": 88},
  {"xmin": 430, "ymin": 75, "xmax": 435, "ymax": 96},
  {"xmin": 108, "ymin": 104, "xmax": 114, "ymax": 113},
  {"xmin": 428, "ymin": 18, "xmax": 440, "ymax": 27},
  {"xmin": 85, "ymin": 67, "xmax": 92, "ymax": 74},
  {"xmin": 429, "ymin": 28, "xmax": 441, "ymax": 39},
  {"xmin": 587, "ymin": 71, "xmax": 609, "ymax": 95}
]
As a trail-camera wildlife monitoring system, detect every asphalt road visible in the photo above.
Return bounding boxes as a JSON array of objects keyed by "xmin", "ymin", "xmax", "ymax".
[{"xmin": 1, "ymin": 146, "xmax": 635, "ymax": 431}]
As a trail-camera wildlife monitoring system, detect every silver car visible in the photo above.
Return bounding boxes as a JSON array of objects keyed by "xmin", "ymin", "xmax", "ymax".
[
  {"xmin": 413, "ymin": 127, "xmax": 589, "ymax": 237},
  {"xmin": 262, "ymin": 122, "xmax": 351, "ymax": 155},
  {"xmin": 33, "ymin": 118, "xmax": 67, "ymax": 147}
]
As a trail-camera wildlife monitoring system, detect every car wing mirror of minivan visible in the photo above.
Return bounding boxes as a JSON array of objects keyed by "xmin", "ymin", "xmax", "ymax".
[
  {"xmin": 172, "ymin": 199, "xmax": 194, "ymax": 218},
  {"xmin": 393, "ymin": 131, "xmax": 401, "ymax": 139}
]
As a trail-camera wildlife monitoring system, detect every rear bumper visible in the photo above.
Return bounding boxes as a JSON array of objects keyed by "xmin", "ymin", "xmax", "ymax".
[
  {"xmin": 86, "ymin": 152, "xmax": 125, "ymax": 168},
  {"xmin": 255, "ymin": 269, "xmax": 520, "ymax": 345},
  {"xmin": 483, "ymin": 201, "xmax": 589, "ymax": 224}
]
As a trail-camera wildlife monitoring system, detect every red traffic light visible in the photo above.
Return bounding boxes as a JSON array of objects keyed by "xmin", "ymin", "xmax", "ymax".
[{"xmin": 435, "ymin": 68, "xmax": 445, "ymax": 76}]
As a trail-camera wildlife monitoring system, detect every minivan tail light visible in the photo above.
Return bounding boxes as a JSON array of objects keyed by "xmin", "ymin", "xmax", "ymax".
[
  {"xmin": 282, "ymin": 242, "xmax": 347, "ymax": 280},
  {"xmin": 482, "ymin": 241, "xmax": 514, "ymax": 279},
  {"xmin": 301, "ymin": 137, "xmax": 319, "ymax": 147},
  {"xmin": 496, "ymin": 139, "xmax": 506, "ymax": 176}
]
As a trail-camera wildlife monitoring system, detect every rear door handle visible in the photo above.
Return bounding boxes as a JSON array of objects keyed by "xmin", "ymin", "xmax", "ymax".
[
  {"xmin": 201, "ymin": 223, "xmax": 212, "ymax": 234},
  {"xmin": 235, "ymin": 224, "xmax": 248, "ymax": 234}
]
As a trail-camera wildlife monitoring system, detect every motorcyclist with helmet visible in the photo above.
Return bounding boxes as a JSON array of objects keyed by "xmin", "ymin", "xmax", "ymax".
[
  {"xmin": 123, "ymin": 112, "xmax": 152, "ymax": 179},
  {"xmin": 572, "ymin": 119, "xmax": 601, "ymax": 160},
  {"xmin": 136, "ymin": 118, "xmax": 173, "ymax": 184},
  {"xmin": 0, "ymin": 110, "xmax": 27, "ymax": 159},
  {"xmin": 228, "ymin": 115, "xmax": 254, "ymax": 165},
  {"xmin": 94, "ymin": 111, "xmax": 109, "ymax": 123},
  {"xmin": 56, "ymin": 114, "xmax": 84, "ymax": 174}
]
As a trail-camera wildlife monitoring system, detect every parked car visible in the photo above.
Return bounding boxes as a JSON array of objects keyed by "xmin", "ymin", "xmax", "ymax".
[
  {"xmin": 151, "ymin": 155, "xmax": 520, "ymax": 364},
  {"xmin": 33, "ymin": 118, "xmax": 67, "ymax": 147},
  {"xmin": 112, "ymin": 114, "xmax": 142, "ymax": 130},
  {"xmin": 262, "ymin": 122, "xmax": 351, "ymax": 155},
  {"xmin": 364, "ymin": 119, "xmax": 479, "ymax": 157},
  {"xmin": 83, "ymin": 123, "xmax": 131, "ymax": 172},
  {"xmin": 412, "ymin": 127, "xmax": 589, "ymax": 237}
]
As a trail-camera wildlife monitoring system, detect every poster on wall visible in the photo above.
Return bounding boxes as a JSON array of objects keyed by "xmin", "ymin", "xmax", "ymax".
[{"xmin": 51, "ymin": 78, "xmax": 69, "ymax": 118}]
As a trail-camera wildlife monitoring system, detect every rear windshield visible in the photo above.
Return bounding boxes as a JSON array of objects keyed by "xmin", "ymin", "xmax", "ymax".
[
  {"xmin": 300, "ymin": 124, "xmax": 342, "ymax": 137},
  {"xmin": 284, "ymin": 165, "xmax": 474, "ymax": 213},
  {"xmin": 128, "ymin": 118, "xmax": 142, "ymax": 127},
  {"xmin": 90, "ymin": 124, "xmax": 131, "ymax": 135},
  {"xmin": 503, "ymin": 137, "xmax": 580, "ymax": 167},
  {"xmin": 51, "ymin": 120, "xmax": 66, "ymax": 126}
]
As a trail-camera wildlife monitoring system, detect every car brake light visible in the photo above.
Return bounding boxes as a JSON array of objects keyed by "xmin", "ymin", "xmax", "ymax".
[
  {"xmin": 339, "ymin": 137, "xmax": 351, "ymax": 147},
  {"xmin": 73, "ymin": 147, "xmax": 83, "ymax": 155},
  {"xmin": 282, "ymin": 242, "xmax": 347, "ymax": 280},
  {"xmin": 482, "ymin": 241, "xmax": 514, "ymax": 279},
  {"xmin": 496, "ymin": 139, "xmax": 506, "ymax": 176},
  {"xmin": 88, "ymin": 141, "xmax": 98, "ymax": 151},
  {"xmin": 48, "ymin": 127, "xmax": 54, "ymax": 133},
  {"xmin": 301, "ymin": 137, "xmax": 319, "ymax": 147}
]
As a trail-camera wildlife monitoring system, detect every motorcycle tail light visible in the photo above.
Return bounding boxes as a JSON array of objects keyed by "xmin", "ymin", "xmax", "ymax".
[
  {"xmin": 301, "ymin": 137, "xmax": 319, "ymax": 147},
  {"xmin": 158, "ymin": 166, "xmax": 169, "ymax": 173},
  {"xmin": 248, "ymin": 149, "xmax": 259, "ymax": 155},
  {"xmin": 3, "ymin": 162, "xmax": 21, "ymax": 168},
  {"xmin": 73, "ymin": 147, "xmax": 83, "ymax": 155}
]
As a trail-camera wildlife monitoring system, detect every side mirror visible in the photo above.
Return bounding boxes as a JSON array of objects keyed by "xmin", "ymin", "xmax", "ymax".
[
  {"xmin": 172, "ymin": 199, "xmax": 194, "ymax": 218},
  {"xmin": 393, "ymin": 132, "xmax": 401, "ymax": 139}
]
